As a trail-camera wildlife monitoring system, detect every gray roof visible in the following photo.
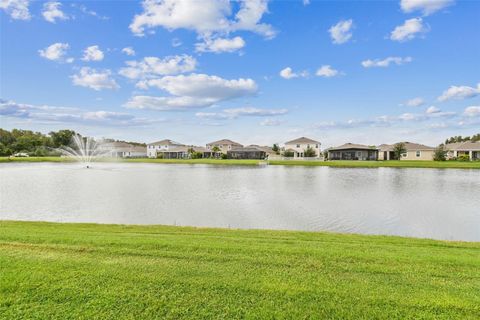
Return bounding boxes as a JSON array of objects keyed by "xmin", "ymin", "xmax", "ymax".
[
  {"xmin": 445, "ymin": 141, "xmax": 480, "ymax": 151},
  {"xmin": 285, "ymin": 137, "xmax": 320, "ymax": 145},
  {"xmin": 157, "ymin": 145, "xmax": 207, "ymax": 153},
  {"xmin": 328, "ymin": 143, "xmax": 378, "ymax": 151},
  {"xmin": 230, "ymin": 146, "xmax": 267, "ymax": 152},
  {"xmin": 206, "ymin": 139, "xmax": 243, "ymax": 146},
  {"xmin": 246, "ymin": 145, "xmax": 275, "ymax": 154},
  {"xmin": 379, "ymin": 142, "xmax": 434, "ymax": 151},
  {"xmin": 147, "ymin": 139, "xmax": 184, "ymax": 146}
]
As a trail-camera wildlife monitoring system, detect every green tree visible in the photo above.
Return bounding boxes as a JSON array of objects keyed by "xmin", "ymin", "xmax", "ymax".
[
  {"xmin": 272, "ymin": 144, "xmax": 279, "ymax": 154},
  {"xmin": 393, "ymin": 143, "xmax": 407, "ymax": 160},
  {"xmin": 283, "ymin": 150, "xmax": 294, "ymax": 157},
  {"xmin": 433, "ymin": 145, "xmax": 447, "ymax": 161},
  {"xmin": 304, "ymin": 146, "xmax": 317, "ymax": 157},
  {"xmin": 50, "ymin": 130, "xmax": 76, "ymax": 148}
]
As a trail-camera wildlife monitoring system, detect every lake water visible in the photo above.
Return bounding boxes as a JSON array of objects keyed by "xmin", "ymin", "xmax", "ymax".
[{"xmin": 1, "ymin": 162, "xmax": 479, "ymax": 241}]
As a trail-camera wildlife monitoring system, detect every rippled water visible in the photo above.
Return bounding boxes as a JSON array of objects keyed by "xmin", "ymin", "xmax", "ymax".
[{"xmin": 1, "ymin": 162, "xmax": 479, "ymax": 241}]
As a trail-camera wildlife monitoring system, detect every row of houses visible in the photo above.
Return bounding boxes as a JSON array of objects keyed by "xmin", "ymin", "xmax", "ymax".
[{"xmin": 101, "ymin": 137, "xmax": 480, "ymax": 161}]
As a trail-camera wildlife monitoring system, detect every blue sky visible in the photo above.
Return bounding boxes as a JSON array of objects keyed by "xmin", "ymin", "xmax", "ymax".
[{"xmin": 1, "ymin": 0, "xmax": 479, "ymax": 147}]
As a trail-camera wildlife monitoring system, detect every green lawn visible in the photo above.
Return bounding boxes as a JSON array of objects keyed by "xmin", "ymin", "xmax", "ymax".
[
  {"xmin": 0, "ymin": 221, "xmax": 479, "ymax": 319},
  {"xmin": 1, "ymin": 156, "xmax": 480, "ymax": 169}
]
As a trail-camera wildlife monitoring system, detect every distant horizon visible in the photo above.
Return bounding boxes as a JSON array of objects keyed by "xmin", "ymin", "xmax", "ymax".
[{"xmin": 1, "ymin": 0, "xmax": 479, "ymax": 147}]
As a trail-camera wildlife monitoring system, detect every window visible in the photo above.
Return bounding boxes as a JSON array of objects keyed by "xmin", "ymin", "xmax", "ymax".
[
  {"xmin": 315, "ymin": 144, "xmax": 319, "ymax": 148},
  {"xmin": 296, "ymin": 144, "xmax": 300, "ymax": 148},
  {"xmin": 416, "ymin": 151, "xmax": 421, "ymax": 157}
]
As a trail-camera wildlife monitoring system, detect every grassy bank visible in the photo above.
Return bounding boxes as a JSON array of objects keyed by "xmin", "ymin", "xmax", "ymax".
[
  {"xmin": 0, "ymin": 221, "xmax": 479, "ymax": 319},
  {"xmin": 2, "ymin": 156, "xmax": 480, "ymax": 169}
]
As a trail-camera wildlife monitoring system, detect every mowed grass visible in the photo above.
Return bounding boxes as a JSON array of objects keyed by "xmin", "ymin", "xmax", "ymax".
[
  {"xmin": 2, "ymin": 156, "xmax": 480, "ymax": 169},
  {"xmin": 0, "ymin": 221, "xmax": 479, "ymax": 319}
]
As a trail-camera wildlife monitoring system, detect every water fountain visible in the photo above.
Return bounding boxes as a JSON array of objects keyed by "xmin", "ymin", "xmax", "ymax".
[{"xmin": 57, "ymin": 134, "xmax": 110, "ymax": 168}]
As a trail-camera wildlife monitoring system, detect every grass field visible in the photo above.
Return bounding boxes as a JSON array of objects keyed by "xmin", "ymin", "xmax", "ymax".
[
  {"xmin": 0, "ymin": 221, "xmax": 479, "ymax": 319},
  {"xmin": 1, "ymin": 156, "xmax": 480, "ymax": 169}
]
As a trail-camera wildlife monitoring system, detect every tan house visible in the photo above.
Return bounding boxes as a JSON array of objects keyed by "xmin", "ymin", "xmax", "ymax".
[
  {"xmin": 206, "ymin": 139, "xmax": 243, "ymax": 155},
  {"xmin": 327, "ymin": 143, "xmax": 378, "ymax": 161},
  {"xmin": 379, "ymin": 142, "xmax": 435, "ymax": 160},
  {"xmin": 284, "ymin": 137, "xmax": 321, "ymax": 158},
  {"xmin": 445, "ymin": 141, "xmax": 480, "ymax": 160},
  {"xmin": 245, "ymin": 145, "xmax": 277, "ymax": 158},
  {"xmin": 99, "ymin": 141, "xmax": 147, "ymax": 158},
  {"xmin": 147, "ymin": 139, "xmax": 184, "ymax": 158}
]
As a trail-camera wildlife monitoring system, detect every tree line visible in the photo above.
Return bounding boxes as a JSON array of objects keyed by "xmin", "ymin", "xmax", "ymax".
[{"xmin": 445, "ymin": 134, "xmax": 480, "ymax": 144}]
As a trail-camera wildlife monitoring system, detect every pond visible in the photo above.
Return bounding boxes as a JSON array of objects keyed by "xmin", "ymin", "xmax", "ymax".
[{"xmin": 1, "ymin": 162, "xmax": 479, "ymax": 241}]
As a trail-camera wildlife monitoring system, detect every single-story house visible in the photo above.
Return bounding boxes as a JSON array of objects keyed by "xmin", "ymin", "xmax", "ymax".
[
  {"xmin": 445, "ymin": 141, "xmax": 480, "ymax": 160},
  {"xmin": 99, "ymin": 141, "xmax": 147, "ymax": 158},
  {"xmin": 157, "ymin": 145, "xmax": 207, "ymax": 159},
  {"xmin": 227, "ymin": 146, "xmax": 267, "ymax": 159},
  {"xmin": 206, "ymin": 139, "xmax": 243, "ymax": 157},
  {"xmin": 284, "ymin": 137, "xmax": 321, "ymax": 158},
  {"xmin": 245, "ymin": 145, "xmax": 277, "ymax": 158},
  {"xmin": 147, "ymin": 139, "xmax": 185, "ymax": 158},
  {"xmin": 378, "ymin": 142, "xmax": 435, "ymax": 160},
  {"xmin": 327, "ymin": 143, "xmax": 378, "ymax": 161}
]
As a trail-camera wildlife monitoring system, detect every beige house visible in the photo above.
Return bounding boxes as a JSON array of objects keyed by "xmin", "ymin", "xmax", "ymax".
[
  {"xmin": 245, "ymin": 145, "xmax": 277, "ymax": 158},
  {"xmin": 147, "ymin": 139, "xmax": 184, "ymax": 158},
  {"xmin": 327, "ymin": 143, "xmax": 378, "ymax": 161},
  {"xmin": 379, "ymin": 142, "xmax": 435, "ymax": 161},
  {"xmin": 99, "ymin": 141, "xmax": 147, "ymax": 158},
  {"xmin": 206, "ymin": 139, "xmax": 243, "ymax": 155},
  {"xmin": 284, "ymin": 137, "xmax": 321, "ymax": 158},
  {"xmin": 445, "ymin": 141, "xmax": 480, "ymax": 160}
]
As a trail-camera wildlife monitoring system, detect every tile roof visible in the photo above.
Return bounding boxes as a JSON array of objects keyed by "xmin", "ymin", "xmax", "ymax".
[
  {"xmin": 285, "ymin": 137, "xmax": 320, "ymax": 145},
  {"xmin": 328, "ymin": 143, "xmax": 378, "ymax": 151},
  {"xmin": 206, "ymin": 139, "xmax": 243, "ymax": 146},
  {"xmin": 147, "ymin": 139, "xmax": 184, "ymax": 146}
]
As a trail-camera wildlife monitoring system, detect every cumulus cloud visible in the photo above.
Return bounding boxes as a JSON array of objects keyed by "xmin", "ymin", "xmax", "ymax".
[
  {"xmin": 328, "ymin": 19, "xmax": 353, "ymax": 44},
  {"xmin": 400, "ymin": 0, "xmax": 454, "ymax": 16},
  {"xmin": 42, "ymin": 1, "xmax": 68, "ymax": 23},
  {"xmin": 279, "ymin": 67, "xmax": 308, "ymax": 79},
  {"xmin": 195, "ymin": 36, "xmax": 245, "ymax": 53},
  {"xmin": 464, "ymin": 106, "xmax": 480, "ymax": 117},
  {"xmin": 121, "ymin": 47, "xmax": 136, "ymax": 56},
  {"xmin": 260, "ymin": 118, "xmax": 284, "ymax": 126},
  {"xmin": 0, "ymin": 99, "xmax": 159, "ymax": 127},
  {"xmin": 404, "ymin": 97, "xmax": 425, "ymax": 107},
  {"xmin": 196, "ymin": 107, "xmax": 287, "ymax": 120},
  {"xmin": 125, "ymin": 73, "xmax": 257, "ymax": 111},
  {"xmin": 81, "ymin": 45, "xmax": 104, "ymax": 61},
  {"xmin": 361, "ymin": 56, "xmax": 412, "ymax": 68},
  {"xmin": 390, "ymin": 18, "xmax": 428, "ymax": 42},
  {"xmin": 129, "ymin": 0, "xmax": 275, "ymax": 40},
  {"xmin": 426, "ymin": 106, "xmax": 440, "ymax": 114},
  {"xmin": 438, "ymin": 83, "xmax": 480, "ymax": 102},
  {"xmin": 0, "ymin": 0, "xmax": 30, "ymax": 20},
  {"xmin": 316, "ymin": 65, "xmax": 340, "ymax": 78},
  {"xmin": 38, "ymin": 42, "xmax": 73, "ymax": 63},
  {"xmin": 119, "ymin": 55, "xmax": 197, "ymax": 80},
  {"xmin": 71, "ymin": 67, "xmax": 119, "ymax": 91}
]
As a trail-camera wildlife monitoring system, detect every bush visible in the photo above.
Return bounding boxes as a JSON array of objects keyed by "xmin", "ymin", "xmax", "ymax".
[
  {"xmin": 221, "ymin": 153, "xmax": 228, "ymax": 160},
  {"xmin": 457, "ymin": 154, "xmax": 470, "ymax": 161},
  {"xmin": 156, "ymin": 153, "xmax": 163, "ymax": 159},
  {"xmin": 304, "ymin": 146, "xmax": 317, "ymax": 157},
  {"xmin": 283, "ymin": 150, "xmax": 294, "ymax": 157},
  {"xmin": 433, "ymin": 145, "xmax": 447, "ymax": 161},
  {"xmin": 190, "ymin": 152, "xmax": 203, "ymax": 159}
]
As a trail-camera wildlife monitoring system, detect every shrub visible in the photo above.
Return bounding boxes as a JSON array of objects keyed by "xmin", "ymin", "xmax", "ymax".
[
  {"xmin": 190, "ymin": 152, "xmax": 203, "ymax": 159},
  {"xmin": 221, "ymin": 153, "xmax": 228, "ymax": 160},
  {"xmin": 433, "ymin": 145, "xmax": 447, "ymax": 161},
  {"xmin": 457, "ymin": 154, "xmax": 470, "ymax": 161},
  {"xmin": 304, "ymin": 146, "xmax": 317, "ymax": 157},
  {"xmin": 283, "ymin": 150, "xmax": 294, "ymax": 157}
]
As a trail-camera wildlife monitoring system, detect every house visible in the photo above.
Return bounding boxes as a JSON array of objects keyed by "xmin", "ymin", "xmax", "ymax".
[
  {"xmin": 378, "ymin": 142, "xmax": 435, "ymax": 160},
  {"xmin": 227, "ymin": 146, "xmax": 266, "ymax": 159},
  {"xmin": 445, "ymin": 141, "xmax": 480, "ymax": 160},
  {"xmin": 327, "ymin": 143, "xmax": 378, "ymax": 160},
  {"xmin": 147, "ymin": 139, "xmax": 185, "ymax": 158},
  {"xmin": 245, "ymin": 145, "xmax": 277, "ymax": 158},
  {"xmin": 284, "ymin": 137, "xmax": 321, "ymax": 158},
  {"xmin": 157, "ymin": 145, "xmax": 207, "ymax": 159},
  {"xmin": 99, "ymin": 141, "xmax": 147, "ymax": 158},
  {"xmin": 206, "ymin": 139, "xmax": 243, "ymax": 157}
]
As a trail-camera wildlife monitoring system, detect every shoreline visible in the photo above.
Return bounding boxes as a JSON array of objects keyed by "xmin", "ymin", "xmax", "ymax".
[{"xmin": 1, "ymin": 156, "xmax": 480, "ymax": 169}]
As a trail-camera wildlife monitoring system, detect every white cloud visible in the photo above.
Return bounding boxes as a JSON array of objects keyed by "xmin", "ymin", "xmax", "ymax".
[
  {"xmin": 260, "ymin": 118, "xmax": 284, "ymax": 126},
  {"xmin": 302, "ymin": 0, "xmax": 310, "ymax": 6},
  {"xmin": 121, "ymin": 47, "xmax": 136, "ymax": 56},
  {"xmin": 42, "ymin": 1, "xmax": 68, "ymax": 23},
  {"xmin": 390, "ymin": 18, "xmax": 427, "ymax": 42},
  {"xmin": 71, "ymin": 67, "xmax": 119, "ymax": 91},
  {"xmin": 404, "ymin": 97, "xmax": 425, "ymax": 107},
  {"xmin": 464, "ymin": 106, "xmax": 480, "ymax": 117},
  {"xmin": 196, "ymin": 36, "xmax": 245, "ymax": 53},
  {"xmin": 72, "ymin": 3, "xmax": 109, "ymax": 20},
  {"xmin": 119, "ymin": 55, "xmax": 196, "ymax": 80},
  {"xmin": 316, "ymin": 65, "xmax": 340, "ymax": 78},
  {"xmin": 279, "ymin": 67, "xmax": 308, "ymax": 79},
  {"xmin": 0, "ymin": 99, "xmax": 158, "ymax": 127},
  {"xmin": 38, "ymin": 42, "xmax": 73, "ymax": 63},
  {"xmin": 438, "ymin": 83, "xmax": 480, "ymax": 102},
  {"xmin": 328, "ymin": 19, "xmax": 353, "ymax": 44},
  {"xmin": 171, "ymin": 38, "xmax": 182, "ymax": 47},
  {"xmin": 400, "ymin": 0, "xmax": 454, "ymax": 16},
  {"xmin": 82, "ymin": 45, "xmax": 104, "ymax": 61},
  {"xmin": 0, "ymin": 0, "xmax": 30, "ymax": 20},
  {"xmin": 361, "ymin": 56, "xmax": 412, "ymax": 68},
  {"xmin": 196, "ymin": 107, "xmax": 287, "ymax": 120},
  {"xmin": 125, "ymin": 73, "xmax": 257, "ymax": 111},
  {"xmin": 129, "ymin": 0, "xmax": 275, "ymax": 39},
  {"xmin": 426, "ymin": 106, "xmax": 440, "ymax": 114}
]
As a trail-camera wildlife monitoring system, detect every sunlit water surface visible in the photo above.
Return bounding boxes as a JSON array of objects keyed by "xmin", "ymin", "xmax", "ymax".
[{"xmin": 1, "ymin": 162, "xmax": 479, "ymax": 241}]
